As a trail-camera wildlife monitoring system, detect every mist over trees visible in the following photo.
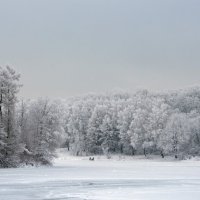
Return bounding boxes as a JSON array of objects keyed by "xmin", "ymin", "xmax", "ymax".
[{"xmin": 1, "ymin": 66, "xmax": 200, "ymax": 168}]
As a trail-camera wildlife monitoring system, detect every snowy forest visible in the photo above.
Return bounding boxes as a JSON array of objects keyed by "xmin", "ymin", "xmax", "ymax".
[{"xmin": 1, "ymin": 66, "xmax": 200, "ymax": 168}]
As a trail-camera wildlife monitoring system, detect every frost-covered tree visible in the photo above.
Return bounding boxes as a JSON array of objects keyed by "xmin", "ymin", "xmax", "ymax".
[
  {"xmin": 188, "ymin": 116, "xmax": 200, "ymax": 155},
  {"xmin": 159, "ymin": 113, "xmax": 191, "ymax": 158},
  {"xmin": 67, "ymin": 100, "xmax": 93, "ymax": 155},
  {"xmin": 0, "ymin": 66, "xmax": 22, "ymax": 167},
  {"xmin": 26, "ymin": 99, "xmax": 64, "ymax": 165},
  {"xmin": 86, "ymin": 105, "xmax": 107, "ymax": 154},
  {"xmin": 17, "ymin": 100, "xmax": 31, "ymax": 147},
  {"xmin": 128, "ymin": 91, "xmax": 153, "ymax": 156},
  {"xmin": 100, "ymin": 113, "xmax": 120, "ymax": 155},
  {"xmin": 118, "ymin": 105, "xmax": 134, "ymax": 154}
]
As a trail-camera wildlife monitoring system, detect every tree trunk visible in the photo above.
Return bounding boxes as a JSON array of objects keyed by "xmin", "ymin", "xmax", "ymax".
[
  {"xmin": 0, "ymin": 87, "xmax": 3, "ymax": 123},
  {"xmin": 7, "ymin": 107, "xmax": 10, "ymax": 138},
  {"xmin": 144, "ymin": 148, "xmax": 146, "ymax": 157},
  {"xmin": 161, "ymin": 151, "xmax": 164, "ymax": 158}
]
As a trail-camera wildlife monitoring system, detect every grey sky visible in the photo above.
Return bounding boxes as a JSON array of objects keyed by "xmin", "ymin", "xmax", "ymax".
[{"xmin": 0, "ymin": 0, "xmax": 200, "ymax": 98}]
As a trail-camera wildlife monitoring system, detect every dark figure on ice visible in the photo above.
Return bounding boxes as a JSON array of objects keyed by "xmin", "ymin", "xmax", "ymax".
[{"xmin": 89, "ymin": 157, "xmax": 95, "ymax": 161}]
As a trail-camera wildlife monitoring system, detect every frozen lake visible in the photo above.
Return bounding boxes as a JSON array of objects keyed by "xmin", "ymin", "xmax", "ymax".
[{"xmin": 0, "ymin": 152, "xmax": 200, "ymax": 200}]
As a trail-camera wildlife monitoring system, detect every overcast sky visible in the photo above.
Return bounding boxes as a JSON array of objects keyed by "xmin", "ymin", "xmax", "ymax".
[{"xmin": 0, "ymin": 0, "xmax": 200, "ymax": 98}]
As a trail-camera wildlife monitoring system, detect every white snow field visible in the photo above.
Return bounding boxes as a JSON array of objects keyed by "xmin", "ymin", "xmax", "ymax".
[{"xmin": 1, "ymin": 149, "xmax": 200, "ymax": 200}]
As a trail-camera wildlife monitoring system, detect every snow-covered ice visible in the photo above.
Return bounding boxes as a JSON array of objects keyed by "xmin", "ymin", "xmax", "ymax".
[{"xmin": 0, "ymin": 149, "xmax": 200, "ymax": 200}]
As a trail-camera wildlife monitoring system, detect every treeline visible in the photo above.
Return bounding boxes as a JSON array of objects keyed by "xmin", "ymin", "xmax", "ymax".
[
  {"xmin": 1, "ymin": 66, "xmax": 200, "ymax": 168},
  {"xmin": 64, "ymin": 88, "xmax": 200, "ymax": 159}
]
